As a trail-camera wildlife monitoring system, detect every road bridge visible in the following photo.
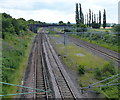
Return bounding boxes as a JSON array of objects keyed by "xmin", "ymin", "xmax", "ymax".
[{"xmin": 28, "ymin": 24, "xmax": 72, "ymax": 33}]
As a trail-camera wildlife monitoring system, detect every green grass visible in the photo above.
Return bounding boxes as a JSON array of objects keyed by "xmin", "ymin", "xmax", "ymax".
[
  {"xmin": 89, "ymin": 28, "xmax": 112, "ymax": 32},
  {"xmin": 50, "ymin": 34, "xmax": 119, "ymax": 98},
  {"xmin": 2, "ymin": 31, "xmax": 36, "ymax": 98},
  {"xmin": 50, "ymin": 34, "xmax": 60, "ymax": 37},
  {"xmin": 54, "ymin": 44, "xmax": 108, "ymax": 70},
  {"xmin": 70, "ymin": 34, "xmax": 119, "ymax": 53}
]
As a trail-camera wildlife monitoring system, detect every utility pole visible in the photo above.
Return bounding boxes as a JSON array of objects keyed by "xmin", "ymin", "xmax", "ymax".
[
  {"xmin": 64, "ymin": 31, "xmax": 67, "ymax": 58},
  {"xmin": 64, "ymin": 32, "xmax": 66, "ymax": 46},
  {"xmin": 20, "ymin": 31, "xmax": 23, "ymax": 56}
]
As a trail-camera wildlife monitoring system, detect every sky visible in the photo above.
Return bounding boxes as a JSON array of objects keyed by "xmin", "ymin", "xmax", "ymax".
[{"xmin": 0, "ymin": 0, "xmax": 119, "ymax": 23}]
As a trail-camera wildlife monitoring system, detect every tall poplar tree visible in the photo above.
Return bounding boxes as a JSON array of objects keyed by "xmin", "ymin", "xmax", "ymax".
[
  {"xmin": 79, "ymin": 3, "xmax": 84, "ymax": 25},
  {"xmin": 97, "ymin": 14, "xmax": 99, "ymax": 23},
  {"xmin": 89, "ymin": 9, "xmax": 91, "ymax": 27},
  {"xmin": 87, "ymin": 13, "xmax": 89, "ymax": 26},
  {"xmin": 99, "ymin": 10, "xmax": 101, "ymax": 27},
  {"xmin": 75, "ymin": 3, "xmax": 79, "ymax": 27},
  {"xmin": 94, "ymin": 14, "xmax": 96, "ymax": 23},
  {"xmin": 92, "ymin": 12, "xmax": 94, "ymax": 27},
  {"xmin": 85, "ymin": 14, "xmax": 87, "ymax": 25},
  {"xmin": 103, "ymin": 9, "xmax": 106, "ymax": 28}
]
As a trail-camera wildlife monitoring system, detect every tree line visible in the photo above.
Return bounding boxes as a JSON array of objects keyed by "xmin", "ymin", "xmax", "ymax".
[
  {"xmin": 75, "ymin": 3, "xmax": 106, "ymax": 28},
  {"xmin": 2, "ymin": 13, "xmax": 45, "ymax": 39}
]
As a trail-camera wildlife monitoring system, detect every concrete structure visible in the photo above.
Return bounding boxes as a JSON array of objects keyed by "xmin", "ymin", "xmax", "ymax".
[
  {"xmin": 28, "ymin": 24, "xmax": 72, "ymax": 33},
  {"xmin": 118, "ymin": 1, "xmax": 120, "ymax": 24}
]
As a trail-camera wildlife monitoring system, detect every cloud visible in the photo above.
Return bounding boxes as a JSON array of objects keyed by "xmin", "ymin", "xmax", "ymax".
[
  {"xmin": 0, "ymin": 0, "xmax": 119, "ymax": 23},
  {"xmin": 0, "ymin": 8, "xmax": 74, "ymax": 23}
]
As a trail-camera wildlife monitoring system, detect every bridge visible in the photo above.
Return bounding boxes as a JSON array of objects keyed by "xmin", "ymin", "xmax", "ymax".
[{"xmin": 28, "ymin": 24, "xmax": 72, "ymax": 33}]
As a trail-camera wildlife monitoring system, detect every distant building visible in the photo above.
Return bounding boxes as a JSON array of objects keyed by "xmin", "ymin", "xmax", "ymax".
[{"xmin": 118, "ymin": 1, "xmax": 120, "ymax": 24}]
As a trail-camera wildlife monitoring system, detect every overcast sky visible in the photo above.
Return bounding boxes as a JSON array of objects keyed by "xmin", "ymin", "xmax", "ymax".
[{"xmin": 0, "ymin": 0, "xmax": 119, "ymax": 23}]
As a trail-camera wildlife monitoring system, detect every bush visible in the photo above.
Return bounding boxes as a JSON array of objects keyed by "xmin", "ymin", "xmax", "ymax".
[
  {"xmin": 94, "ymin": 62, "xmax": 116, "ymax": 80},
  {"xmin": 113, "ymin": 24, "xmax": 120, "ymax": 33},
  {"xmin": 102, "ymin": 63, "xmax": 116, "ymax": 75},
  {"xmin": 113, "ymin": 24, "xmax": 120, "ymax": 36},
  {"xmin": 92, "ymin": 22, "xmax": 100, "ymax": 29},
  {"xmin": 78, "ymin": 65, "xmax": 85, "ymax": 75},
  {"xmin": 94, "ymin": 68, "xmax": 102, "ymax": 80},
  {"xmin": 64, "ymin": 29, "xmax": 71, "ymax": 32}
]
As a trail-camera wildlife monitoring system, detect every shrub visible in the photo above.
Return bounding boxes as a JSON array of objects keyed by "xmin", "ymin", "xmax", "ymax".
[
  {"xmin": 102, "ymin": 63, "xmax": 116, "ymax": 75},
  {"xmin": 94, "ymin": 62, "xmax": 116, "ymax": 80},
  {"xmin": 94, "ymin": 68, "xmax": 102, "ymax": 80},
  {"xmin": 92, "ymin": 22, "xmax": 100, "ymax": 29},
  {"xmin": 113, "ymin": 24, "xmax": 120, "ymax": 33},
  {"xmin": 64, "ymin": 29, "xmax": 71, "ymax": 32},
  {"xmin": 78, "ymin": 65, "xmax": 85, "ymax": 75}
]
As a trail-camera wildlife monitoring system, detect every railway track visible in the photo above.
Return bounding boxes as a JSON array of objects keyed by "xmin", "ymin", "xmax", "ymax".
[
  {"xmin": 67, "ymin": 35, "xmax": 120, "ymax": 65},
  {"xmin": 43, "ymin": 34, "xmax": 82, "ymax": 99},
  {"xmin": 20, "ymin": 34, "xmax": 52, "ymax": 99},
  {"xmin": 20, "ymin": 33, "xmax": 82, "ymax": 99},
  {"xmin": 35, "ymin": 33, "xmax": 52, "ymax": 98}
]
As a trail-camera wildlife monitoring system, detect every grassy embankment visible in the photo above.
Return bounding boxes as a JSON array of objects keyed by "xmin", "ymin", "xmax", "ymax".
[
  {"xmin": 70, "ymin": 28, "xmax": 119, "ymax": 53},
  {"xmin": 2, "ymin": 31, "xmax": 36, "ymax": 98},
  {"xmin": 50, "ymin": 34, "xmax": 119, "ymax": 98}
]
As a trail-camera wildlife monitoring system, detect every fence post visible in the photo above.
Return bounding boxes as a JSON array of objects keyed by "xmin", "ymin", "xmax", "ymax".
[{"xmin": 90, "ymin": 32, "xmax": 92, "ymax": 41}]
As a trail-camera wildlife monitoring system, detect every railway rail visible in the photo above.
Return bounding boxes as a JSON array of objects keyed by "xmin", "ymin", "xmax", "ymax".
[
  {"xmin": 43, "ymin": 34, "xmax": 82, "ymax": 99},
  {"xmin": 20, "ymin": 33, "xmax": 82, "ymax": 99},
  {"xmin": 20, "ymin": 34, "xmax": 52, "ymax": 99},
  {"xmin": 67, "ymin": 35, "xmax": 120, "ymax": 66}
]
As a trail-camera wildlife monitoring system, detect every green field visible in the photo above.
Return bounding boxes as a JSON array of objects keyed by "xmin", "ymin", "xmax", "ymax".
[{"xmin": 50, "ymin": 34, "xmax": 119, "ymax": 98}]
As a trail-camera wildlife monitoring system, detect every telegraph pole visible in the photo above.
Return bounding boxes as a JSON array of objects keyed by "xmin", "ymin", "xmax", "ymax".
[
  {"xmin": 64, "ymin": 28, "xmax": 67, "ymax": 58},
  {"xmin": 20, "ymin": 31, "xmax": 23, "ymax": 56}
]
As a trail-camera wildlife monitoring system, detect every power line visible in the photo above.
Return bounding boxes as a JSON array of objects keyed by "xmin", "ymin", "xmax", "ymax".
[
  {"xmin": 92, "ymin": 83, "xmax": 120, "ymax": 88},
  {"xmin": 0, "ymin": 82, "xmax": 51, "ymax": 93},
  {"xmin": 81, "ymin": 73, "xmax": 120, "ymax": 89}
]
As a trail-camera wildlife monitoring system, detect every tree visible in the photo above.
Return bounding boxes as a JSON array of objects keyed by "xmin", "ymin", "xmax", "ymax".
[
  {"xmin": 92, "ymin": 12, "xmax": 94, "ymax": 27},
  {"xmin": 18, "ymin": 18, "xmax": 27, "ymax": 31},
  {"xmin": 94, "ymin": 14, "xmax": 96, "ymax": 23},
  {"xmin": 85, "ymin": 14, "xmax": 87, "ymax": 25},
  {"xmin": 75, "ymin": 3, "xmax": 79, "ymax": 27},
  {"xmin": 79, "ymin": 3, "xmax": 84, "ymax": 25},
  {"xmin": 89, "ymin": 9, "xmax": 91, "ymax": 27},
  {"xmin": 2, "ymin": 13, "xmax": 12, "ymax": 18},
  {"xmin": 99, "ymin": 10, "xmax": 101, "ymax": 27},
  {"xmin": 27, "ymin": 19, "xmax": 35, "ymax": 24},
  {"xmin": 97, "ymin": 14, "xmax": 99, "ymax": 23},
  {"xmin": 81, "ymin": 12, "xmax": 84, "ymax": 25},
  {"xmin": 103, "ymin": 9, "xmax": 106, "ymax": 28},
  {"xmin": 92, "ymin": 13, "xmax": 100, "ymax": 29},
  {"xmin": 67, "ymin": 21, "xmax": 71, "ymax": 25},
  {"xmin": 12, "ymin": 18, "xmax": 20, "ymax": 35},
  {"xmin": 59, "ymin": 21, "xmax": 64, "ymax": 25},
  {"xmin": 87, "ymin": 13, "xmax": 89, "ymax": 26}
]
